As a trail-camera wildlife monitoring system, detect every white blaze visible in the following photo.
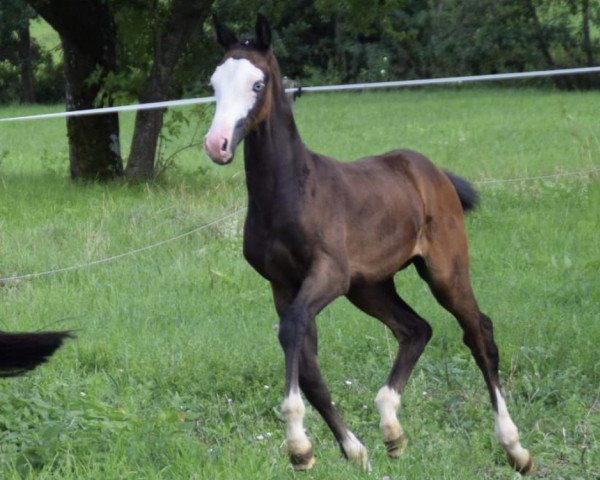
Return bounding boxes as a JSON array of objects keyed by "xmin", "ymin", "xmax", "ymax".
[{"xmin": 205, "ymin": 58, "xmax": 264, "ymax": 163}]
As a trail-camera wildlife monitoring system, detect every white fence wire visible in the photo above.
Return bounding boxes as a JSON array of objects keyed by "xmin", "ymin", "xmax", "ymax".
[
  {"xmin": 0, "ymin": 207, "xmax": 246, "ymax": 285},
  {"xmin": 0, "ymin": 66, "xmax": 599, "ymax": 123}
]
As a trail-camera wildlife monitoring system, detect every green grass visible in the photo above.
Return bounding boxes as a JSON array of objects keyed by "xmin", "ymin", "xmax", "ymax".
[
  {"xmin": 0, "ymin": 88, "xmax": 599, "ymax": 479},
  {"xmin": 29, "ymin": 18, "xmax": 61, "ymax": 64}
]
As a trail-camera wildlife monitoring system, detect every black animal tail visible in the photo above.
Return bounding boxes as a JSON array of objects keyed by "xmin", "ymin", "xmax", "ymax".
[
  {"xmin": 0, "ymin": 331, "xmax": 73, "ymax": 377},
  {"xmin": 444, "ymin": 170, "xmax": 479, "ymax": 212}
]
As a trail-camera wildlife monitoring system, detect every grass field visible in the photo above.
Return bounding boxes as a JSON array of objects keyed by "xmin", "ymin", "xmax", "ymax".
[{"xmin": 0, "ymin": 88, "xmax": 599, "ymax": 479}]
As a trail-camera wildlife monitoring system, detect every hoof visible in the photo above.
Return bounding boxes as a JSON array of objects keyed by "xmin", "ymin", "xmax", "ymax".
[
  {"xmin": 507, "ymin": 450, "xmax": 533, "ymax": 475},
  {"xmin": 341, "ymin": 432, "xmax": 371, "ymax": 472},
  {"xmin": 350, "ymin": 449, "xmax": 371, "ymax": 472},
  {"xmin": 290, "ymin": 448, "xmax": 316, "ymax": 471},
  {"xmin": 384, "ymin": 431, "xmax": 408, "ymax": 458},
  {"xmin": 347, "ymin": 451, "xmax": 371, "ymax": 472}
]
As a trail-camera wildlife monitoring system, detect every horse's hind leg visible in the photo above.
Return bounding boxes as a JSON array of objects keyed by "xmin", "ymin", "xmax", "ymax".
[
  {"xmin": 347, "ymin": 279, "xmax": 432, "ymax": 458},
  {"xmin": 415, "ymin": 241, "xmax": 533, "ymax": 473}
]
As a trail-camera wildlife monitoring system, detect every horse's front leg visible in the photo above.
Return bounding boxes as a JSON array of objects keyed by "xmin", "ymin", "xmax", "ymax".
[
  {"xmin": 273, "ymin": 258, "xmax": 363, "ymax": 470},
  {"xmin": 273, "ymin": 285, "xmax": 315, "ymax": 470}
]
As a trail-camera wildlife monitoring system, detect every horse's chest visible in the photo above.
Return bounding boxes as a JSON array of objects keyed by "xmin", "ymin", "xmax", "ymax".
[{"xmin": 243, "ymin": 219, "xmax": 311, "ymax": 285}]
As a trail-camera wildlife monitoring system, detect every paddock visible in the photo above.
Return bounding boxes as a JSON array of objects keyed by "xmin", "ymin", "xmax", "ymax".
[{"xmin": 0, "ymin": 88, "xmax": 598, "ymax": 478}]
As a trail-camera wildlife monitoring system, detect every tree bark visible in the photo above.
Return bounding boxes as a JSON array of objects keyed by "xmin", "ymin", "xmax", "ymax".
[
  {"xmin": 26, "ymin": 0, "xmax": 123, "ymax": 180},
  {"xmin": 125, "ymin": 0, "xmax": 213, "ymax": 180},
  {"xmin": 61, "ymin": 32, "xmax": 122, "ymax": 179},
  {"xmin": 17, "ymin": 24, "xmax": 35, "ymax": 103}
]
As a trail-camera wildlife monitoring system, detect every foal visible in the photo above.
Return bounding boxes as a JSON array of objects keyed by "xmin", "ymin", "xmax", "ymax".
[{"xmin": 205, "ymin": 14, "xmax": 532, "ymax": 474}]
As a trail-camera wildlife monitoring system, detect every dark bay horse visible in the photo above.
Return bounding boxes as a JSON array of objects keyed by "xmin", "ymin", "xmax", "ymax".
[
  {"xmin": 0, "ymin": 331, "xmax": 71, "ymax": 376},
  {"xmin": 204, "ymin": 14, "xmax": 532, "ymax": 474}
]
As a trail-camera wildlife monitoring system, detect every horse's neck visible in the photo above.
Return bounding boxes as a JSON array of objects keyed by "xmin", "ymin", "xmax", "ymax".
[{"xmin": 243, "ymin": 95, "xmax": 309, "ymax": 216}]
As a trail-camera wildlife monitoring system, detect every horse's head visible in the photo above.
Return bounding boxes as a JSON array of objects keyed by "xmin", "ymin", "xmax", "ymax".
[{"xmin": 204, "ymin": 14, "xmax": 277, "ymax": 165}]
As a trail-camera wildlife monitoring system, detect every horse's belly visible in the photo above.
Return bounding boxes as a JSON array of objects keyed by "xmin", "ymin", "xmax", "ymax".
[{"xmin": 347, "ymin": 228, "xmax": 419, "ymax": 285}]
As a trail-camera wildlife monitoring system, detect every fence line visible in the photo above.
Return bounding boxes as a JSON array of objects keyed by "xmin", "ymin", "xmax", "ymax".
[
  {"xmin": 0, "ymin": 97, "xmax": 215, "ymax": 123},
  {"xmin": 0, "ymin": 207, "xmax": 246, "ymax": 285},
  {"xmin": 1, "ymin": 166, "xmax": 597, "ymax": 285},
  {"xmin": 1, "ymin": 65, "xmax": 598, "ymax": 282},
  {"xmin": 473, "ymin": 165, "xmax": 600, "ymax": 185},
  {"xmin": 299, "ymin": 66, "xmax": 600, "ymax": 93},
  {"xmin": 1, "ymin": 66, "xmax": 599, "ymax": 123}
]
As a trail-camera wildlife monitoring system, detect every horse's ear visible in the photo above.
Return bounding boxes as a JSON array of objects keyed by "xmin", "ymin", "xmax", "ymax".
[
  {"xmin": 255, "ymin": 13, "xmax": 271, "ymax": 50},
  {"xmin": 213, "ymin": 15, "xmax": 237, "ymax": 49}
]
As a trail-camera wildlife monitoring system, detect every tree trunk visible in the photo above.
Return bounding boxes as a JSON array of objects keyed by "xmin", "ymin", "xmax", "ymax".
[
  {"xmin": 125, "ymin": 0, "xmax": 213, "ymax": 180},
  {"xmin": 62, "ymin": 33, "xmax": 122, "ymax": 179},
  {"xmin": 17, "ymin": 24, "xmax": 35, "ymax": 103},
  {"xmin": 26, "ymin": 0, "xmax": 123, "ymax": 180},
  {"xmin": 124, "ymin": 92, "xmax": 166, "ymax": 181}
]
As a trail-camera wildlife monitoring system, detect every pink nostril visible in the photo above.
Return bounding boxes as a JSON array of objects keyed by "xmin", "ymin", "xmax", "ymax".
[{"xmin": 205, "ymin": 131, "xmax": 232, "ymax": 162}]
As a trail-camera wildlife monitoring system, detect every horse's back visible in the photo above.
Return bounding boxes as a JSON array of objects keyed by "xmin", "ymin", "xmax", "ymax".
[
  {"xmin": 336, "ymin": 148, "xmax": 459, "ymax": 213},
  {"xmin": 353, "ymin": 148, "xmax": 449, "ymax": 186},
  {"xmin": 319, "ymin": 150, "xmax": 428, "ymax": 282},
  {"xmin": 323, "ymin": 148, "xmax": 469, "ymax": 283},
  {"xmin": 358, "ymin": 148, "xmax": 466, "ymax": 214}
]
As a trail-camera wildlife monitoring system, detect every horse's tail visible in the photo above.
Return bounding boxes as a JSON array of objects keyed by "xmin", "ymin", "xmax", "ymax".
[
  {"xmin": 0, "ymin": 331, "xmax": 73, "ymax": 377},
  {"xmin": 444, "ymin": 170, "xmax": 479, "ymax": 213}
]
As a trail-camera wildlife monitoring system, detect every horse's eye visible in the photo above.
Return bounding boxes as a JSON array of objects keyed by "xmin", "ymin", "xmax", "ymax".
[{"xmin": 253, "ymin": 81, "xmax": 265, "ymax": 93}]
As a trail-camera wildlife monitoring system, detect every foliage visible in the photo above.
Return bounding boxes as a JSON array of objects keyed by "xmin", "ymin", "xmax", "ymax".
[
  {"xmin": 425, "ymin": 0, "xmax": 540, "ymax": 75},
  {"xmin": 0, "ymin": 1, "xmax": 65, "ymax": 103},
  {"xmin": 154, "ymin": 105, "xmax": 212, "ymax": 177},
  {"xmin": 0, "ymin": 0, "xmax": 32, "ymax": 57},
  {"xmin": 29, "ymin": 50, "xmax": 63, "ymax": 102},
  {"xmin": 0, "ymin": 60, "xmax": 20, "ymax": 103},
  {"xmin": 4, "ymin": 0, "xmax": 600, "ymax": 106},
  {"xmin": 99, "ymin": 0, "xmax": 218, "ymax": 102},
  {"xmin": 207, "ymin": 0, "xmax": 600, "ymax": 88}
]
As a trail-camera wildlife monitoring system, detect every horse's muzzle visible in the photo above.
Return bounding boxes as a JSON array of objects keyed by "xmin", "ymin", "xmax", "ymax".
[{"xmin": 204, "ymin": 135, "xmax": 234, "ymax": 165}]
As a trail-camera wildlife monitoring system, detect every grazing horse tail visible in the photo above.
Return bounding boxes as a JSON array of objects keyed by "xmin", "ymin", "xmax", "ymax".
[
  {"xmin": 444, "ymin": 171, "xmax": 479, "ymax": 213},
  {"xmin": 0, "ymin": 331, "xmax": 73, "ymax": 377}
]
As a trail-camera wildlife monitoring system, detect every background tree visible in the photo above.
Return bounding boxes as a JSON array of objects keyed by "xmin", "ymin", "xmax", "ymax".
[
  {"xmin": 122, "ymin": 0, "xmax": 215, "ymax": 180},
  {"xmin": 26, "ymin": 0, "xmax": 123, "ymax": 180},
  {"xmin": 212, "ymin": 0, "xmax": 599, "ymax": 86},
  {"xmin": 24, "ymin": 0, "xmax": 215, "ymax": 181},
  {"xmin": 0, "ymin": 0, "xmax": 36, "ymax": 102},
  {"xmin": 6, "ymin": 0, "xmax": 599, "ymax": 180}
]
